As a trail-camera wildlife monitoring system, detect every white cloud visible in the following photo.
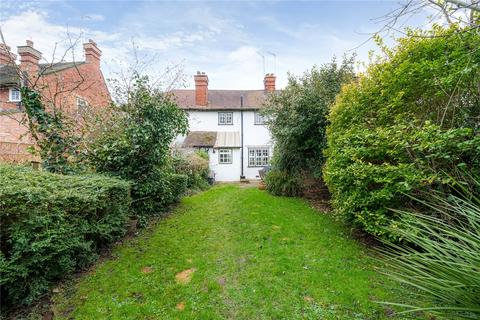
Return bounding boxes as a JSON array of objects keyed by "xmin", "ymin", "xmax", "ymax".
[
  {"xmin": 0, "ymin": 10, "xmax": 120, "ymax": 63},
  {"xmin": 0, "ymin": 9, "xmax": 214, "ymax": 89},
  {"xmin": 83, "ymin": 14, "xmax": 105, "ymax": 22}
]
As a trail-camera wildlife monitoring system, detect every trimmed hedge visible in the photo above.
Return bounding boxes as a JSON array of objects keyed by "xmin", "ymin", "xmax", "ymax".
[{"xmin": 0, "ymin": 165, "xmax": 131, "ymax": 307}]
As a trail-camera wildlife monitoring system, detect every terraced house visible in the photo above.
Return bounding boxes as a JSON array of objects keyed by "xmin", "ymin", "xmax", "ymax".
[
  {"xmin": 0, "ymin": 39, "xmax": 110, "ymax": 162},
  {"xmin": 173, "ymin": 72, "xmax": 276, "ymax": 181}
]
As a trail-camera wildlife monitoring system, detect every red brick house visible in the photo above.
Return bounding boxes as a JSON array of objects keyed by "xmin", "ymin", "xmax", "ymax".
[{"xmin": 0, "ymin": 39, "xmax": 110, "ymax": 162}]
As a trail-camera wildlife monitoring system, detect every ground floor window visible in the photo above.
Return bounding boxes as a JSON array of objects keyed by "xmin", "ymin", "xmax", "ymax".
[
  {"xmin": 218, "ymin": 148, "xmax": 232, "ymax": 164},
  {"xmin": 248, "ymin": 147, "xmax": 270, "ymax": 167}
]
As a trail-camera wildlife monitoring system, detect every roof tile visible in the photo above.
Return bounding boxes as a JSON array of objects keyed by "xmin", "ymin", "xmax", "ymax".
[{"xmin": 171, "ymin": 89, "xmax": 273, "ymax": 110}]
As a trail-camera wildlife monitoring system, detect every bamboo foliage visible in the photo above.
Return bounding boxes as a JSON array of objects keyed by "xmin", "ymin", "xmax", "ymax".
[{"xmin": 379, "ymin": 177, "xmax": 480, "ymax": 319}]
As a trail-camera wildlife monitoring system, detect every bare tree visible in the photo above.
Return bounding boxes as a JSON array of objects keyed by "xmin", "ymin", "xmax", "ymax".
[
  {"xmin": 105, "ymin": 39, "xmax": 186, "ymax": 105},
  {"xmin": 375, "ymin": 0, "xmax": 480, "ymax": 36}
]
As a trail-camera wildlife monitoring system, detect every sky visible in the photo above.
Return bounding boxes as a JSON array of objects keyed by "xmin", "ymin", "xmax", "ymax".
[{"xmin": 0, "ymin": 1, "xmax": 431, "ymax": 90}]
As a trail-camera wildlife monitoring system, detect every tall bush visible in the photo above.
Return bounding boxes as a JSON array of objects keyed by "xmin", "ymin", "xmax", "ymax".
[
  {"xmin": 263, "ymin": 57, "xmax": 355, "ymax": 178},
  {"xmin": 0, "ymin": 165, "xmax": 131, "ymax": 306},
  {"xmin": 85, "ymin": 74, "xmax": 189, "ymax": 222},
  {"xmin": 324, "ymin": 26, "xmax": 480, "ymax": 239}
]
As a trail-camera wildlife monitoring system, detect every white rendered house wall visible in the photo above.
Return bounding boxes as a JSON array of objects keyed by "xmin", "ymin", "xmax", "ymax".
[{"xmin": 178, "ymin": 110, "xmax": 273, "ymax": 181}]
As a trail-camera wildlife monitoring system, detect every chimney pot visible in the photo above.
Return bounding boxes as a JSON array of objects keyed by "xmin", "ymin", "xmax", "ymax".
[
  {"xmin": 264, "ymin": 73, "xmax": 276, "ymax": 92},
  {"xmin": 194, "ymin": 71, "xmax": 208, "ymax": 106},
  {"xmin": 26, "ymin": 40, "xmax": 34, "ymax": 47}
]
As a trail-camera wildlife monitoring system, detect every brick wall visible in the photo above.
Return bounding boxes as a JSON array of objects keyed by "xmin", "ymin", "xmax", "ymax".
[
  {"xmin": 35, "ymin": 62, "xmax": 111, "ymax": 115},
  {"xmin": 0, "ymin": 141, "xmax": 38, "ymax": 163},
  {"xmin": 0, "ymin": 113, "xmax": 36, "ymax": 163},
  {"xmin": 0, "ymin": 113, "xmax": 30, "ymax": 143}
]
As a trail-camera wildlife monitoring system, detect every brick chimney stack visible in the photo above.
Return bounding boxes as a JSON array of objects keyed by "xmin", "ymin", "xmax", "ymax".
[
  {"xmin": 17, "ymin": 40, "xmax": 42, "ymax": 74},
  {"xmin": 264, "ymin": 73, "xmax": 276, "ymax": 92},
  {"xmin": 194, "ymin": 71, "xmax": 208, "ymax": 106},
  {"xmin": 0, "ymin": 44, "xmax": 16, "ymax": 65},
  {"xmin": 83, "ymin": 39, "xmax": 101, "ymax": 66}
]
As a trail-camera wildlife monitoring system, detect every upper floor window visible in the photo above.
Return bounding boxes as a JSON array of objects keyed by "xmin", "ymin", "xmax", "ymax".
[
  {"xmin": 218, "ymin": 112, "xmax": 233, "ymax": 125},
  {"xmin": 76, "ymin": 97, "xmax": 88, "ymax": 113},
  {"xmin": 254, "ymin": 112, "xmax": 266, "ymax": 125},
  {"xmin": 9, "ymin": 88, "xmax": 21, "ymax": 102}
]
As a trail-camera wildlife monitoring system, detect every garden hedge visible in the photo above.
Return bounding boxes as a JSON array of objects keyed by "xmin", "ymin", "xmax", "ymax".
[
  {"xmin": 324, "ymin": 26, "xmax": 480, "ymax": 240},
  {"xmin": 0, "ymin": 165, "xmax": 131, "ymax": 307}
]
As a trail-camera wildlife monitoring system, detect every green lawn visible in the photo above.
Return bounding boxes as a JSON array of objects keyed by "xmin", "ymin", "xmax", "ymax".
[{"xmin": 53, "ymin": 184, "xmax": 422, "ymax": 319}]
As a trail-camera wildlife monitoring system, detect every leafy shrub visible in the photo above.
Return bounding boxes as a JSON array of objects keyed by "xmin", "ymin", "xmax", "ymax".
[
  {"xmin": 264, "ymin": 170, "xmax": 303, "ymax": 197},
  {"xmin": 324, "ymin": 26, "xmax": 480, "ymax": 239},
  {"xmin": 172, "ymin": 150, "xmax": 210, "ymax": 191},
  {"xmin": 0, "ymin": 165, "xmax": 131, "ymax": 307},
  {"xmin": 131, "ymin": 169, "xmax": 187, "ymax": 220},
  {"xmin": 263, "ymin": 57, "xmax": 355, "ymax": 179},
  {"xmin": 380, "ymin": 176, "xmax": 480, "ymax": 319},
  {"xmin": 85, "ymin": 74, "xmax": 188, "ymax": 221}
]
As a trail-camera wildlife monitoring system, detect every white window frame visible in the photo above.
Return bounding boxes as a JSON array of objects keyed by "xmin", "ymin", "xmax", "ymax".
[
  {"xmin": 248, "ymin": 147, "xmax": 270, "ymax": 167},
  {"xmin": 9, "ymin": 88, "xmax": 21, "ymax": 102},
  {"xmin": 218, "ymin": 112, "xmax": 233, "ymax": 125},
  {"xmin": 254, "ymin": 111, "xmax": 266, "ymax": 125},
  {"xmin": 76, "ymin": 97, "xmax": 88, "ymax": 113},
  {"xmin": 218, "ymin": 148, "xmax": 233, "ymax": 164}
]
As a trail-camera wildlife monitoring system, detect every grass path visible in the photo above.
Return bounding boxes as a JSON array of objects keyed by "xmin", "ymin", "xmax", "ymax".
[{"xmin": 54, "ymin": 184, "xmax": 419, "ymax": 319}]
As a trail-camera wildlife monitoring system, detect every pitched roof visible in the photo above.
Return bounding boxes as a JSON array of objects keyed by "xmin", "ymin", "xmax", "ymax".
[
  {"xmin": 0, "ymin": 61, "xmax": 86, "ymax": 87},
  {"xmin": 39, "ymin": 62, "xmax": 86, "ymax": 75},
  {"xmin": 0, "ymin": 65, "xmax": 19, "ymax": 87},
  {"xmin": 171, "ymin": 89, "xmax": 271, "ymax": 110},
  {"xmin": 182, "ymin": 131, "xmax": 217, "ymax": 148}
]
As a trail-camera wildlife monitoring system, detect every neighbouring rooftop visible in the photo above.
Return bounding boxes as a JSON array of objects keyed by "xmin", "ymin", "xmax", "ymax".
[{"xmin": 0, "ymin": 62, "xmax": 87, "ymax": 87}]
